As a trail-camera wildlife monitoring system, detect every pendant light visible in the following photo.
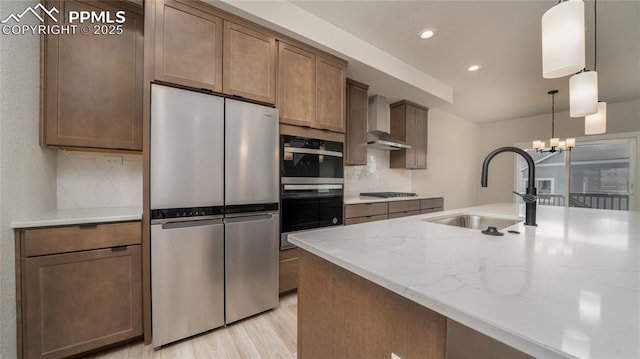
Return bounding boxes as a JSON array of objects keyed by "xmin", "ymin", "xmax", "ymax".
[
  {"xmin": 542, "ymin": 0, "xmax": 585, "ymax": 79},
  {"xmin": 584, "ymin": 0, "xmax": 607, "ymax": 134},
  {"xmin": 585, "ymin": 101, "xmax": 607, "ymax": 134},
  {"xmin": 570, "ymin": 0, "xmax": 603, "ymax": 117},
  {"xmin": 533, "ymin": 90, "xmax": 576, "ymax": 153},
  {"xmin": 569, "ymin": 70, "xmax": 598, "ymax": 116}
]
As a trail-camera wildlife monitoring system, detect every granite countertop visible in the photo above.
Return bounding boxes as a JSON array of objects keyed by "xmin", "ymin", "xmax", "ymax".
[
  {"xmin": 11, "ymin": 206, "xmax": 143, "ymax": 229},
  {"xmin": 344, "ymin": 194, "xmax": 442, "ymax": 205},
  {"xmin": 289, "ymin": 203, "xmax": 640, "ymax": 359}
]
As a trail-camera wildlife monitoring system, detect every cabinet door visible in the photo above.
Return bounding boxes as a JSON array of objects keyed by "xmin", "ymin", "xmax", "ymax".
[
  {"xmin": 223, "ymin": 21, "xmax": 276, "ymax": 104},
  {"xmin": 42, "ymin": 0, "xmax": 143, "ymax": 151},
  {"xmin": 24, "ymin": 246, "xmax": 142, "ymax": 359},
  {"xmin": 416, "ymin": 107, "xmax": 429, "ymax": 169},
  {"xmin": 277, "ymin": 42, "xmax": 316, "ymax": 127},
  {"xmin": 405, "ymin": 105, "xmax": 418, "ymax": 168},
  {"xmin": 154, "ymin": 0, "xmax": 223, "ymax": 92},
  {"xmin": 316, "ymin": 56, "xmax": 346, "ymax": 133},
  {"xmin": 279, "ymin": 248, "xmax": 300, "ymax": 294},
  {"xmin": 345, "ymin": 79, "xmax": 369, "ymax": 165},
  {"xmin": 390, "ymin": 101, "xmax": 428, "ymax": 169}
]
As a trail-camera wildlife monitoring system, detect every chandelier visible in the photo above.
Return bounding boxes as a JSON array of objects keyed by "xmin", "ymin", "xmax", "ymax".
[{"xmin": 532, "ymin": 90, "xmax": 576, "ymax": 153}]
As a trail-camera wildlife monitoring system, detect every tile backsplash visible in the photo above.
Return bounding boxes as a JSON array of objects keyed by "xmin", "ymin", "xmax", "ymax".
[
  {"xmin": 57, "ymin": 151, "xmax": 142, "ymax": 209},
  {"xmin": 344, "ymin": 149, "xmax": 412, "ymax": 198}
]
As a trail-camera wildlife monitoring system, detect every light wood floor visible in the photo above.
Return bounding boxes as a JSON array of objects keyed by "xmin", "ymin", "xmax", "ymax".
[{"xmin": 87, "ymin": 294, "xmax": 297, "ymax": 359}]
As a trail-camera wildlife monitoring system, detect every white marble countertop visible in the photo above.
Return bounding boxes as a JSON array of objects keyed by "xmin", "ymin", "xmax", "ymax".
[
  {"xmin": 344, "ymin": 194, "xmax": 442, "ymax": 205},
  {"xmin": 289, "ymin": 203, "xmax": 640, "ymax": 359},
  {"xmin": 11, "ymin": 206, "xmax": 142, "ymax": 228}
]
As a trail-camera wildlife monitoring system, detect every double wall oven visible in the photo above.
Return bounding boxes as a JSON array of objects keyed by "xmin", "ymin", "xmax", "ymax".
[{"xmin": 280, "ymin": 135, "xmax": 344, "ymax": 249}]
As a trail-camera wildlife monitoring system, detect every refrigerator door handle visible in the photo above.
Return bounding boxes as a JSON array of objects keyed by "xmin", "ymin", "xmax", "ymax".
[
  {"xmin": 224, "ymin": 214, "xmax": 274, "ymax": 224},
  {"xmin": 159, "ymin": 218, "xmax": 223, "ymax": 229}
]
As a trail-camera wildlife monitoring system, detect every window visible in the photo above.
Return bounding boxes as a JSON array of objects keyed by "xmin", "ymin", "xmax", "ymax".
[{"xmin": 516, "ymin": 136, "xmax": 636, "ymax": 211}]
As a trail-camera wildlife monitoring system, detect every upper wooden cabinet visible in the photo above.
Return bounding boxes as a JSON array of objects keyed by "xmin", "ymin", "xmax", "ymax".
[
  {"xmin": 345, "ymin": 79, "xmax": 369, "ymax": 165},
  {"xmin": 277, "ymin": 42, "xmax": 316, "ymax": 127},
  {"xmin": 223, "ymin": 21, "xmax": 277, "ymax": 104},
  {"xmin": 278, "ymin": 41, "xmax": 347, "ymax": 133},
  {"xmin": 41, "ymin": 0, "xmax": 143, "ymax": 151},
  {"xmin": 390, "ymin": 101, "xmax": 429, "ymax": 169},
  {"xmin": 154, "ymin": 0, "xmax": 223, "ymax": 92},
  {"xmin": 316, "ymin": 57, "xmax": 346, "ymax": 132}
]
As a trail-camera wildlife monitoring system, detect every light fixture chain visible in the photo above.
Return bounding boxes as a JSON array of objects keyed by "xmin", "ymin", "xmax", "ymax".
[
  {"xmin": 594, "ymin": 0, "xmax": 598, "ymax": 71},
  {"xmin": 551, "ymin": 91, "xmax": 555, "ymax": 138}
]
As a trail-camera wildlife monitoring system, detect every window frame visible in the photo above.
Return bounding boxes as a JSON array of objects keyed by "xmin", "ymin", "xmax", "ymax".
[{"xmin": 514, "ymin": 132, "xmax": 638, "ymax": 211}]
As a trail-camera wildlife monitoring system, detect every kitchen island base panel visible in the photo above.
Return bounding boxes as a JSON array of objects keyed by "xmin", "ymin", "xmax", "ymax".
[
  {"xmin": 298, "ymin": 250, "xmax": 532, "ymax": 359},
  {"xmin": 298, "ymin": 250, "xmax": 446, "ymax": 359},
  {"xmin": 446, "ymin": 319, "xmax": 532, "ymax": 359}
]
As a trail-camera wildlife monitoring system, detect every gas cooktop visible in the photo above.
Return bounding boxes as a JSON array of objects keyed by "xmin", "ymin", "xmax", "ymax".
[{"xmin": 359, "ymin": 192, "xmax": 418, "ymax": 198}]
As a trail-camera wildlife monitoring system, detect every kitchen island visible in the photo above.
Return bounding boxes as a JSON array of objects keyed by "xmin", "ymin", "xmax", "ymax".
[{"xmin": 289, "ymin": 203, "xmax": 639, "ymax": 359}]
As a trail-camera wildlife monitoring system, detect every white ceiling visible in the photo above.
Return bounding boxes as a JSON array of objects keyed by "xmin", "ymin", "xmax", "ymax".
[
  {"xmin": 213, "ymin": 0, "xmax": 640, "ymax": 124},
  {"xmin": 288, "ymin": 0, "xmax": 640, "ymax": 123}
]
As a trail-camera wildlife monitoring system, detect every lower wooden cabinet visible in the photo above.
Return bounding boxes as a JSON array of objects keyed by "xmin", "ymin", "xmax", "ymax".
[
  {"xmin": 344, "ymin": 202, "xmax": 388, "ymax": 225},
  {"xmin": 388, "ymin": 199, "xmax": 420, "ymax": 218},
  {"xmin": 279, "ymin": 248, "xmax": 300, "ymax": 294},
  {"xmin": 421, "ymin": 197, "xmax": 445, "ymax": 214},
  {"xmin": 15, "ymin": 222, "xmax": 142, "ymax": 359},
  {"xmin": 345, "ymin": 198, "xmax": 444, "ymax": 224}
]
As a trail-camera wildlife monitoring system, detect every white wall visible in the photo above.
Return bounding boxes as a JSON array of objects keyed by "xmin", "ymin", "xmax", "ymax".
[
  {"xmin": 0, "ymin": 1, "xmax": 57, "ymax": 357},
  {"xmin": 477, "ymin": 98, "xmax": 640, "ymax": 205},
  {"xmin": 411, "ymin": 108, "xmax": 481, "ymax": 210},
  {"xmin": 345, "ymin": 108, "xmax": 480, "ymax": 211}
]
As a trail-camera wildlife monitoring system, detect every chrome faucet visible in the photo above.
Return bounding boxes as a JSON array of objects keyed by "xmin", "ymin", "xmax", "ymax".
[{"xmin": 481, "ymin": 147, "xmax": 537, "ymax": 226}]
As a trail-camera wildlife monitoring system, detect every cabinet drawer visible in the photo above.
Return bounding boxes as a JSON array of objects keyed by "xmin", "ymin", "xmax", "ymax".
[
  {"xmin": 344, "ymin": 214, "xmax": 388, "ymax": 225},
  {"xmin": 279, "ymin": 257, "xmax": 299, "ymax": 294},
  {"xmin": 24, "ymin": 221, "xmax": 141, "ymax": 257},
  {"xmin": 388, "ymin": 210, "xmax": 420, "ymax": 219},
  {"xmin": 420, "ymin": 208, "xmax": 443, "ymax": 214},
  {"xmin": 344, "ymin": 203, "xmax": 388, "ymax": 218},
  {"xmin": 421, "ymin": 198, "xmax": 444, "ymax": 210},
  {"xmin": 388, "ymin": 200, "xmax": 420, "ymax": 214}
]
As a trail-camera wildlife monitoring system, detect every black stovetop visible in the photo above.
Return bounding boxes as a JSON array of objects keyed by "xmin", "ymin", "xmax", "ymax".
[{"xmin": 359, "ymin": 192, "xmax": 418, "ymax": 198}]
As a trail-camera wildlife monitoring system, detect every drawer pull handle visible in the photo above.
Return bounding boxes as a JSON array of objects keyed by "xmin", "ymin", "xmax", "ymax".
[
  {"xmin": 111, "ymin": 246, "xmax": 127, "ymax": 252},
  {"xmin": 78, "ymin": 223, "xmax": 98, "ymax": 229}
]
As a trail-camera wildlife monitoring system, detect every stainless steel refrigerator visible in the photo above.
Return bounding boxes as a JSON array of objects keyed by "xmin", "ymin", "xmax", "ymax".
[{"xmin": 150, "ymin": 84, "xmax": 279, "ymax": 348}]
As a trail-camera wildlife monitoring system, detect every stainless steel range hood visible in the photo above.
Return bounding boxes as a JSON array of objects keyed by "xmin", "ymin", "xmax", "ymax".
[{"xmin": 367, "ymin": 95, "xmax": 410, "ymax": 150}]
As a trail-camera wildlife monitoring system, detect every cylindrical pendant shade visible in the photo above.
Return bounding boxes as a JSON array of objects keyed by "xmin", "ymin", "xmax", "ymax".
[
  {"xmin": 585, "ymin": 102, "xmax": 607, "ymax": 135},
  {"xmin": 542, "ymin": 0, "xmax": 585, "ymax": 78},
  {"xmin": 570, "ymin": 71, "xmax": 598, "ymax": 117}
]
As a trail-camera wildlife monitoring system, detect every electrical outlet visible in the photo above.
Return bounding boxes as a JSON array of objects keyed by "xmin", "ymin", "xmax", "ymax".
[
  {"xmin": 105, "ymin": 155, "xmax": 123, "ymax": 166},
  {"xmin": 391, "ymin": 353, "xmax": 402, "ymax": 359}
]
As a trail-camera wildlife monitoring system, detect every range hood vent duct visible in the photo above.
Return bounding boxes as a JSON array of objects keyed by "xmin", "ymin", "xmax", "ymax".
[{"xmin": 367, "ymin": 95, "xmax": 410, "ymax": 151}]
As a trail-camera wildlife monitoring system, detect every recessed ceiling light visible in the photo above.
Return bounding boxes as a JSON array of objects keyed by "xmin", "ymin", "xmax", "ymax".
[
  {"xmin": 468, "ymin": 65, "xmax": 481, "ymax": 72},
  {"xmin": 419, "ymin": 29, "xmax": 435, "ymax": 39}
]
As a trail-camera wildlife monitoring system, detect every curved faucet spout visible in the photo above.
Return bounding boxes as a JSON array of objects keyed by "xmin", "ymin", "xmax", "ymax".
[
  {"xmin": 481, "ymin": 146, "xmax": 537, "ymax": 226},
  {"xmin": 481, "ymin": 147, "xmax": 535, "ymax": 188}
]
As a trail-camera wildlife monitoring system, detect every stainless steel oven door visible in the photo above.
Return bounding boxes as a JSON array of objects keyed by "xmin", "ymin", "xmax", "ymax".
[
  {"xmin": 280, "ymin": 184, "xmax": 343, "ymax": 249},
  {"xmin": 281, "ymin": 135, "xmax": 344, "ymax": 180}
]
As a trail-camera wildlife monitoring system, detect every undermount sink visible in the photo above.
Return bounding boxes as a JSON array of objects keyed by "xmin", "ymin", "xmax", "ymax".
[{"xmin": 423, "ymin": 214, "xmax": 522, "ymax": 230}]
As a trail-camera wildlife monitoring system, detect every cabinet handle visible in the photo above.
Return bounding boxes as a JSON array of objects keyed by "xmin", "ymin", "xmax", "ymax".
[
  {"xmin": 78, "ymin": 223, "xmax": 98, "ymax": 229},
  {"xmin": 111, "ymin": 246, "xmax": 127, "ymax": 252}
]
